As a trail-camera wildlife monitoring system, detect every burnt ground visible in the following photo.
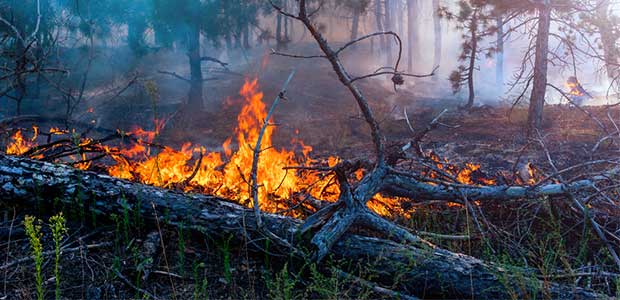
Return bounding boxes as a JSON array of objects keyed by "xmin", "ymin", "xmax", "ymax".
[{"xmin": 2, "ymin": 45, "xmax": 620, "ymax": 299}]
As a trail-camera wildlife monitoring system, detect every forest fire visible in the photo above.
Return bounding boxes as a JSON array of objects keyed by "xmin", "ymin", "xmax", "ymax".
[
  {"xmin": 4, "ymin": 0, "xmax": 620, "ymax": 298},
  {"xmin": 2, "ymin": 79, "xmax": 421, "ymax": 216},
  {"xmin": 3, "ymin": 75, "xmax": 506, "ymax": 218}
]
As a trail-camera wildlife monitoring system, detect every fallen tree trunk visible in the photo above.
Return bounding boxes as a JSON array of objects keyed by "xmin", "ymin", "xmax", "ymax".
[{"xmin": 0, "ymin": 154, "xmax": 602, "ymax": 299}]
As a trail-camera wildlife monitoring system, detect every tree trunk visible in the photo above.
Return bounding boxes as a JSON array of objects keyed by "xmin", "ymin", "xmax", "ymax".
[
  {"xmin": 395, "ymin": 0, "xmax": 403, "ymax": 36},
  {"xmin": 243, "ymin": 23, "xmax": 251, "ymax": 49},
  {"xmin": 495, "ymin": 16, "xmax": 504, "ymax": 88},
  {"xmin": 432, "ymin": 0, "xmax": 442, "ymax": 78},
  {"xmin": 374, "ymin": 0, "xmax": 386, "ymax": 57},
  {"xmin": 0, "ymin": 153, "xmax": 602, "ymax": 300},
  {"xmin": 276, "ymin": 12, "xmax": 283, "ymax": 49},
  {"xmin": 283, "ymin": 0, "xmax": 289, "ymax": 43},
  {"xmin": 465, "ymin": 15, "xmax": 478, "ymax": 109},
  {"xmin": 225, "ymin": 32, "xmax": 233, "ymax": 51},
  {"xmin": 187, "ymin": 26, "xmax": 203, "ymax": 110},
  {"xmin": 234, "ymin": 31, "xmax": 242, "ymax": 49},
  {"xmin": 527, "ymin": 2, "xmax": 551, "ymax": 133},
  {"xmin": 597, "ymin": 0, "xmax": 619, "ymax": 81},
  {"xmin": 128, "ymin": 19, "xmax": 148, "ymax": 57},
  {"xmin": 406, "ymin": 0, "xmax": 417, "ymax": 72},
  {"xmin": 351, "ymin": 8, "xmax": 360, "ymax": 42},
  {"xmin": 288, "ymin": 0, "xmax": 295, "ymax": 41},
  {"xmin": 384, "ymin": 0, "xmax": 393, "ymax": 65}
]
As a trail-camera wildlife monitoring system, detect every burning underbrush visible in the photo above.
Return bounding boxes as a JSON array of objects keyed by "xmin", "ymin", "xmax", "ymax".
[{"xmin": 2, "ymin": 79, "xmax": 520, "ymax": 219}]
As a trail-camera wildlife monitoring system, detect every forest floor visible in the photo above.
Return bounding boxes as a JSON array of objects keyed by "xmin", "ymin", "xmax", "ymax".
[{"xmin": 2, "ymin": 46, "xmax": 620, "ymax": 299}]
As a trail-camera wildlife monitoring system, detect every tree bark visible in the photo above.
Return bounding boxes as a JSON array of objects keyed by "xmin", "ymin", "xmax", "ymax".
[
  {"xmin": 276, "ymin": 11, "xmax": 283, "ymax": 49},
  {"xmin": 351, "ymin": 8, "xmax": 360, "ymax": 42},
  {"xmin": 496, "ymin": 15, "xmax": 504, "ymax": 88},
  {"xmin": 395, "ymin": 0, "xmax": 403, "ymax": 36},
  {"xmin": 527, "ymin": 2, "xmax": 551, "ymax": 133},
  {"xmin": 432, "ymin": 0, "xmax": 442, "ymax": 75},
  {"xmin": 374, "ymin": 0, "xmax": 386, "ymax": 56},
  {"xmin": 0, "ymin": 153, "xmax": 602, "ymax": 299},
  {"xmin": 596, "ymin": 0, "xmax": 619, "ymax": 81},
  {"xmin": 243, "ymin": 23, "xmax": 251, "ymax": 49},
  {"xmin": 384, "ymin": 0, "xmax": 393, "ymax": 65},
  {"xmin": 465, "ymin": 14, "xmax": 478, "ymax": 109},
  {"xmin": 187, "ymin": 25, "xmax": 203, "ymax": 110},
  {"xmin": 407, "ymin": 0, "xmax": 417, "ymax": 72}
]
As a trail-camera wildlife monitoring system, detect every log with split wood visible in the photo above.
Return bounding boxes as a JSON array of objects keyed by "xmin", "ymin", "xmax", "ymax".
[{"xmin": 0, "ymin": 153, "xmax": 604, "ymax": 299}]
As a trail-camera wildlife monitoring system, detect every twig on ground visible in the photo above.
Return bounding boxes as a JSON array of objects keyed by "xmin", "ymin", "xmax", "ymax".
[{"xmin": 0, "ymin": 242, "xmax": 111, "ymax": 271}]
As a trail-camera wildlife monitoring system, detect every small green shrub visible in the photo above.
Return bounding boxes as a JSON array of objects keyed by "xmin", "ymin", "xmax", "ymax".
[
  {"xmin": 49, "ymin": 213, "xmax": 67, "ymax": 300},
  {"xmin": 24, "ymin": 215, "xmax": 44, "ymax": 300}
]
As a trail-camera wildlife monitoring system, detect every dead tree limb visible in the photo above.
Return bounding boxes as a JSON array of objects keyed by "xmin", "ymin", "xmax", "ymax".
[
  {"xmin": 0, "ymin": 153, "xmax": 603, "ymax": 299},
  {"xmin": 268, "ymin": 0, "xmax": 436, "ymax": 261},
  {"xmin": 251, "ymin": 69, "xmax": 296, "ymax": 227},
  {"xmin": 248, "ymin": 70, "xmax": 303, "ymax": 256}
]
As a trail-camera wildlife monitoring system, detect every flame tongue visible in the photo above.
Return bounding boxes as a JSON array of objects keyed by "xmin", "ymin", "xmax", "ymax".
[
  {"xmin": 219, "ymin": 79, "xmax": 302, "ymax": 211},
  {"xmin": 6, "ymin": 130, "xmax": 33, "ymax": 155}
]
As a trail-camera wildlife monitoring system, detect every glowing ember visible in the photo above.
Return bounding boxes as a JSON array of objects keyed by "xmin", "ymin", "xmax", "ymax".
[
  {"xmin": 427, "ymin": 152, "xmax": 496, "ymax": 186},
  {"xmin": 457, "ymin": 163, "xmax": 496, "ymax": 185}
]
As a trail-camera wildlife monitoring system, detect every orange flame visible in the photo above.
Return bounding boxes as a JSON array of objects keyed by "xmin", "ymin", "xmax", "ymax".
[
  {"xmin": 566, "ymin": 82, "xmax": 585, "ymax": 97},
  {"xmin": 6, "ymin": 129, "xmax": 36, "ymax": 155}
]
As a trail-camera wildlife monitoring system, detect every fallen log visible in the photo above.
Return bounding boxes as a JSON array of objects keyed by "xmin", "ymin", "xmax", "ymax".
[{"xmin": 0, "ymin": 154, "xmax": 603, "ymax": 299}]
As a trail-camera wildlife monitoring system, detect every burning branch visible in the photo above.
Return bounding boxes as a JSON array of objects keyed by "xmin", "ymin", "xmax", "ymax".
[
  {"xmin": 250, "ymin": 69, "xmax": 296, "ymax": 226},
  {"xmin": 246, "ymin": 70, "xmax": 306, "ymax": 257}
]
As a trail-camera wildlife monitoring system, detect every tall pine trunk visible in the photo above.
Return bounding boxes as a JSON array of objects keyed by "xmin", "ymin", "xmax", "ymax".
[
  {"xmin": 243, "ymin": 23, "xmax": 251, "ymax": 49},
  {"xmin": 283, "ymin": 0, "xmax": 289, "ymax": 43},
  {"xmin": 384, "ymin": 0, "xmax": 393, "ymax": 64},
  {"xmin": 527, "ymin": 3, "xmax": 551, "ymax": 132},
  {"xmin": 407, "ymin": 0, "xmax": 417, "ymax": 72},
  {"xmin": 351, "ymin": 8, "xmax": 360, "ymax": 41},
  {"xmin": 496, "ymin": 16, "xmax": 504, "ymax": 87},
  {"xmin": 14, "ymin": 22, "xmax": 26, "ymax": 115},
  {"xmin": 187, "ymin": 26, "xmax": 203, "ymax": 109},
  {"xmin": 597, "ymin": 0, "xmax": 618, "ymax": 81},
  {"xmin": 395, "ymin": 0, "xmax": 403, "ymax": 35},
  {"xmin": 374, "ymin": 0, "xmax": 386, "ymax": 56},
  {"xmin": 465, "ymin": 14, "xmax": 478, "ymax": 109},
  {"xmin": 432, "ymin": 0, "xmax": 442, "ymax": 76},
  {"xmin": 276, "ymin": 12, "xmax": 283, "ymax": 49}
]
